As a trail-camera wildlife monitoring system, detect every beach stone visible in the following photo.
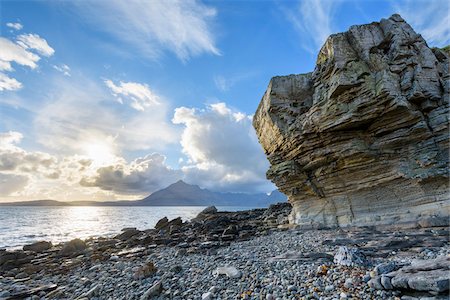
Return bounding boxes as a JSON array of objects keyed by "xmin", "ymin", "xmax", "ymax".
[
  {"xmin": 59, "ymin": 239, "xmax": 86, "ymax": 256},
  {"xmin": 381, "ymin": 275, "xmax": 393, "ymax": 290},
  {"xmin": 374, "ymin": 261, "xmax": 396, "ymax": 275},
  {"xmin": 133, "ymin": 262, "xmax": 157, "ymax": 279},
  {"xmin": 213, "ymin": 266, "xmax": 241, "ymax": 279},
  {"xmin": 368, "ymin": 277, "xmax": 384, "ymax": 290},
  {"xmin": 23, "ymin": 241, "xmax": 52, "ymax": 253},
  {"xmin": 140, "ymin": 280, "xmax": 163, "ymax": 299},
  {"xmin": 202, "ymin": 291, "xmax": 213, "ymax": 299},
  {"xmin": 334, "ymin": 246, "xmax": 370, "ymax": 267}
]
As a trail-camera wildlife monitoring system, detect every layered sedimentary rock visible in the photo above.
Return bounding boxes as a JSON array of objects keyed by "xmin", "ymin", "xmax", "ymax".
[{"xmin": 253, "ymin": 14, "xmax": 449, "ymax": 228}]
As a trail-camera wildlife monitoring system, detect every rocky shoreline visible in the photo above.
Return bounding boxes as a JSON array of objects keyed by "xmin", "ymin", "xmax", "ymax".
[{"xmin": 1, "ymin": 204, "xmax": 449, "ymax": 300}]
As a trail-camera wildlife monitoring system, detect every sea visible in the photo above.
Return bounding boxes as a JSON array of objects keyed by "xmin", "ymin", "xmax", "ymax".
[{"xmin": 0, "ymin": 206, "xmax": 259, "ymax": 250}]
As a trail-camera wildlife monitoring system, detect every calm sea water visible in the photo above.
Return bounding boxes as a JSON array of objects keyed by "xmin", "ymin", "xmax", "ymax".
[{"xmin": 0, "ymin": 206, "xmax": 257, "ymax": 250}]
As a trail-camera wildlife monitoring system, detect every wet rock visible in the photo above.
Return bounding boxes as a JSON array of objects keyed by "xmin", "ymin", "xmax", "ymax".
[
  {"xmin": 168, "ymin": 217, "xmax": 183, "ymax": 228},
  {"xmin": 23, "ymin": 241, "xmax": 52, "ymax": 252},
  {"xmin": 201, "ymin": 206, "xmax": 218, "ymax": 215},
  {"xmin": 114, "ymin": 228, "xmax": 141, "ymax": 241},
  {"xmin": 155, "ymin": 217, "xmax": 169, "ymax": 230},
  {"xmin": 59, "ymin": 238, "xmax": 87, "ymax": 256}
]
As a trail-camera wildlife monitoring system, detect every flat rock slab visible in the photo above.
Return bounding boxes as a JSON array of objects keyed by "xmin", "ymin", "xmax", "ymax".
[
  {"xmin": 371, "ymin": 256, "xmax": 450, "ymax": 294},
  {"xmin": 269, "ymin": 251, "xmax": 333, "ymax": 262}
]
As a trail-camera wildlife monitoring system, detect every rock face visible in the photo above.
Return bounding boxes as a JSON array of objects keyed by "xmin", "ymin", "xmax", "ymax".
[{"xmin": 253, "ymin": 14, "xmax": 449, "ymax": 228}]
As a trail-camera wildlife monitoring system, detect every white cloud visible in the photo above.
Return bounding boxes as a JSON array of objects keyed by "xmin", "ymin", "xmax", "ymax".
[
  {"xmin": 0, "ymin": 73, "xmax": 22, "ymax": 91},
  {"xmin": 173, "ymin": 102, "xmax": 274, "ymax": 193},
  {"xmin": 105, "ymin": 79, "xmax": 160, "ymax": 111},
  {"xmin": 0, "ymin": 32, "xmax": 54, "ymax": 91},
  {"xmin": 32, "ymin": 76, "xmax": 178, "ymax": 155},
  {"xmin": 0, "ymin": 102, "xmax": 275, "ymax": 200},
  {"xmin": 394, "ymin": 0, "xmax": 450, "ymax": 47},
  {"xmin": 53, "ymin": 64, "xmax": 71, "ymax": 76},
  {"xmin": 0, "ymin": 37, "xmax": 40, "ymax": 70},
  {"xmin": 71, "ymin": 0, "xmax": 219, "ymax": 61},
  {"xmin": 16, "ymin": 33, "xmax": 55, "ymax": 57},
  {"xmin": 6, "ymin": 22, "xmax": 23, "ymax": 31},
  {"xmin": 0, "ymin": 131, "xmax": 24, "ymax": 150},
  {"xmin": 282, "ymin": 0, "xmax": 337, "ymax": 53}
]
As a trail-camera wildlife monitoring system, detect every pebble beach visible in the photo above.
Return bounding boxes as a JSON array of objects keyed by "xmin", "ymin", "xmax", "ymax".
[{"xmin": 1, "ymin": 204, "xmax": 449, "ymax": 300}]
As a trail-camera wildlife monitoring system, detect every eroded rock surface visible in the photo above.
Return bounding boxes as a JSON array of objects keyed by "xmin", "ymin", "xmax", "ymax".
[{"xmin": 253, "ymin": 14, "xmax": 449, "ymax": 228}]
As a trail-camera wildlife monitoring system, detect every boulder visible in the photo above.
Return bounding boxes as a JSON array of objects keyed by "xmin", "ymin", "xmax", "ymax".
[
  {"xmin": 59, "ymin": 238, "xmax": 87, "ymax": 256},
  {"xmin": 23, "ymin": 241, "xmax": 52, "ymax": 252},
  {"xmin": 114, "ymin": 228, "xmax": 141, "ymax": 241},
  {"xmin": 201, "ymin": 206, "xmax": 218, "ymax": 215},
  {"xmin": 253, "ymin": 14, "xmax": 450, "ymax": 228},
  {"xmin": 155, "ymin": 217, "xmax": 169, "ymax": 230},
  {"xmin": 334, "ymin": 246, "xmax": 371, "ymax": 267}
]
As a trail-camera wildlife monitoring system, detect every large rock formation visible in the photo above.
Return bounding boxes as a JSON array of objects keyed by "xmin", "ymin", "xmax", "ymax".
[{"xmin": 253, "ymin": 14, "xmax": 449, "ymax": 228}]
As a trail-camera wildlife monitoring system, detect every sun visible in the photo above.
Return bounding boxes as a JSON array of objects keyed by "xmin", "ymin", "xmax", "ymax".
[{"xmin": 83, "ymin": 141, "xmax": 117, "ymax": 166}]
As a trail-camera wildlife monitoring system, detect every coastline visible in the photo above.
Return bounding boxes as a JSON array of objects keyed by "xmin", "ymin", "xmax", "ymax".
[{"xmin": 1, "ymin": 203, "xmax": 449, "ymax": 299}]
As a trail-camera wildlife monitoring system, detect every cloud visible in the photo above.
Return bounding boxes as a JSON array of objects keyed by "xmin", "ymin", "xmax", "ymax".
[
  {"xmin": 105, "ymin": 79, "xmax": 160, "ymax": 111},
  {"xmin": 6, "ymin": 22, "xmax": 23, "ymax": 31},
  {"xmin": 0, "ymin": 130, "xmax": 181, "ymax": 200},
  {"xmin": 173, "ymin": 102, "xmax": 273, "ymax": 193},
  {"xmin": 32, "ymin": 75, "xmax": 178, "ymax": 155},
  {"xmin": 0, "ymin": 73, "xmax": 22, "ymax": 91},
  {"xmin": 394, "ymin": 0, "xmax": 450, "ymax": 47},
  {"xmin": 0, "ymin": 173, "xmax": 29, "ymax": 196},
  {"xmin": 0, "ymin": 31, "xmax": 54, "ymax": 91},
  {"xmin": 0, "ymin": 37, "xmax": 40, "ymax": 70},
  {"xmin": 70, "ymin": 0, "xmax": 219, "ymax": 61},
  {"xmin": 282, "ymin": 0, "xmax": 337, "ymax": 53},
  {"xmin": 80, "ymin": 153, "xmax": 182, "ymax": 195},
  {"xmin": 53, "ymin": 64, "xmax": 71, "ymax": 76},
  {"xmin": 16, "ymin": 33, "xmax": 55, "ymax": 57},
  {"xmin": 213, "ymin": 72, "xmax": 255, "ymax": 92}
]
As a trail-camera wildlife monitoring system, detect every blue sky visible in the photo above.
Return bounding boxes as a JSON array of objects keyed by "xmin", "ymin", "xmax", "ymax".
[{"xmin": 0, "ymin": 0, "xmax": 449, "ymax": 202}]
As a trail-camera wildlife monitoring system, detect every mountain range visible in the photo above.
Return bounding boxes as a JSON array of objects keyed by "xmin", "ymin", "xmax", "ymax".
[{"xmin": 1, "ymin": 180, "xmax": 286, "ymax": 207}]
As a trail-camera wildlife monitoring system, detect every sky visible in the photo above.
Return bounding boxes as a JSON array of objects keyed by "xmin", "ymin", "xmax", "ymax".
[{"xmin": 0, "ymin": 0, "xmax": 449, "ymax": 202}]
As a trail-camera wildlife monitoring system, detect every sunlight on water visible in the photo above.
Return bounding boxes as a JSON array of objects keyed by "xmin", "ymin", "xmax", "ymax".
[{"xmin": 0, "ymin": 206, "xmax": 256, "ymax": 249}]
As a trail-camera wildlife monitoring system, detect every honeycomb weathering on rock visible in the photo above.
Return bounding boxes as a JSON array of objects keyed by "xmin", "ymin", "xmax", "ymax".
[{"xmin": 253, "ymin": 14, "xmax": 449, "ymax": 228}]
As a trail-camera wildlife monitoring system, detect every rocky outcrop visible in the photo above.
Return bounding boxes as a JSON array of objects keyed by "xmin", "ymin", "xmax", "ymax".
[{"xmin": 253, "ymin": 14, "xmax": 449, "ymax": 228}]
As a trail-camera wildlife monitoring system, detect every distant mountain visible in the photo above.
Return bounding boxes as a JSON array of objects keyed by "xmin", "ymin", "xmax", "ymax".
[
  {"xmin": 0, "ymin": 180, "xmax": 287, "ymax": 207},
  {"xmin": 136, "ymin": 180, "xmax": 286, "ymax": 207}
]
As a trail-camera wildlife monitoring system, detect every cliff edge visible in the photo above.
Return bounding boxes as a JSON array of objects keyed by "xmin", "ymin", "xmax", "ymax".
[{"xmin": 253, "ymin": 14, "xmax": 449, "ymax": 228}]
